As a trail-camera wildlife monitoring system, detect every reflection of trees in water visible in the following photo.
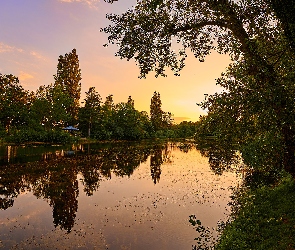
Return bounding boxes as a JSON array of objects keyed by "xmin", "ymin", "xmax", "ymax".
[
  {"xmin": 150, "ymin": 143, "xmax": 173, "ymax": 184},
  {"xmin": 196, "ymin": 139, "xmax": 278, "ymax": 188},
  {"xmin": 21, "ymin": 160, "xmax": 79, "ymax": 233},
  {"xmin": 49, "ymin": 172, "xmax": 79, "ymax": 233},
  {"xmin": 0, "ymin": 165, "xmax": 28, "ymax": 210},
  {"xmin": 113, "ymin": 146, "xmax": 150, "ymax": 177},
  {"xmin": 150, "ymin": 146, "xmax": 163, "ymax": 184},
  {"xmin": 79, "ymin": 156, "xmax": 102, "ymax": 196},
  {"xmin": 77, "ymin": 145, "xmax": 151, "ymax": 195},
  {"xmin": 177, "ymin": 142, "xmax": 194, "ymax": 153},
  {"xmin": 196, "ymin": 140, "xmax": 240, "ymax": 175},
  {"xmin": 0, "ymin": 142, "xmax": 168, "ymax": 232}
]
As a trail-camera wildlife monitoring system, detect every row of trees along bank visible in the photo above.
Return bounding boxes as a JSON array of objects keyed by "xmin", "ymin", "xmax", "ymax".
[{"xmin": 0, "ymin": 49, "xmax": 198, "ymax": 143}]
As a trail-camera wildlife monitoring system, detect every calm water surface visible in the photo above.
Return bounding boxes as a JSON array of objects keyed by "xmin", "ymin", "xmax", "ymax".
[{"xmin": 0, "ymin": 142, "xmax": 241, "ymax": 249}]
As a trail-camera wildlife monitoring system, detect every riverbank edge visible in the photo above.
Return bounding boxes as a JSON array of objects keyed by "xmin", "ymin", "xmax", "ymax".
[
  {"xmin": 0, "ymin": 137, "xmax": 193, "ymax": 147},
  {"xmin": 215, "ymin": 173, "xmax": 295, "ymax": 250}
]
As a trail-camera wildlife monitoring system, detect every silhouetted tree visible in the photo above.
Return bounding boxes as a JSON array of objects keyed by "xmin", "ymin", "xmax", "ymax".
[
  {"xmin": 54, "ymin": 48, "xmax": 82, "ymax": 125},
  {"xmin": 0, "ymin": 74, "xmax": 30, "ymax": 133},
  {"xmin": 79, "ymin": 87, "xmax": 102, "ymax": 137},
  {"xmin": 150, "ymin": 91, "xmax": 163, "ymax": 131},
  {"xmin": 127, "ymin": 95, "xmax": 135, "ymax": 108}
]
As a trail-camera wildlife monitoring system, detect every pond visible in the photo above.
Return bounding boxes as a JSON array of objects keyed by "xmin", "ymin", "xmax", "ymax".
[{"xmin": 0, "ymin": 141, "xmax": 241, "ymax": 249}]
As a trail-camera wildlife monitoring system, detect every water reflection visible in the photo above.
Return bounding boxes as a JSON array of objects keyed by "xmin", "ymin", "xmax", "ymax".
[
  {"xmin": 31, "ymin": 161, "xmax": 79, "ymax": 233},
  {"xmin": 0, "ymin": 141, "xmax": 242, "ymax": 250},
  {"xmin": 196, "ymin": 139, "xmax": 241, "ymax": 175},
  {"xmin": 150, "ymin": 145, "xmax": 163, "ymax": 184},
  {"xmin": 0, "ymin": 142, "xmax": 176, "ymax": 232}
]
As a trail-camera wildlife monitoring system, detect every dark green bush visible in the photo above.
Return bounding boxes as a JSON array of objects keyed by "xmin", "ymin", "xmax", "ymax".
[{"xmin": 5, "ymin": 128, "xmax": 76, "ymax": 144}]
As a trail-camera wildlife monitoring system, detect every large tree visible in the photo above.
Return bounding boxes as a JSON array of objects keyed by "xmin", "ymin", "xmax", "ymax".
[
  {"xmin": 150, "ymin": 91, "xmax": 163, "ymax": 131},
  {"xmin": 31, "ymin": 84, "xmax": 73, "ymax": 130},
  {"xmin": 113, "ymin": 97, "xmax": 150, "ymax": 140},
  {"xmin": 79, "ymin": 87, "xmax": 102, "ymax": 137},
  {"xmin": 54, "ymin": 48, "xmax": 82, "ymax": 124},
  {"xmin": 268, "ymin": 0, "xmax": 295, "ymax": 53},
  {"xmin": 103, "ymin": 0, "xmax": 295, "ymax": 176},
  {"xmin": 0, "ymin": 74, "xmax": 30, "ymax": 133}
]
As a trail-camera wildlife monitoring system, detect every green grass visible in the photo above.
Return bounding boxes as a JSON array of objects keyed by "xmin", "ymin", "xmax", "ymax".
[{"xmin": 216, "ymin": 174, "xmax": 295, "ymax": 250}]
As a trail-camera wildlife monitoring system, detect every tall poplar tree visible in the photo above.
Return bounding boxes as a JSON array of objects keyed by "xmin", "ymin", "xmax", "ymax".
[
  {"xmin": 150, "ymin": 91, "xmax": 163, "ymax": 131},
  {"xmin": 79, "ymin": 87, "xmax": 102, "ymax": 137},
  {"xmin": 54, "ymin": 49, "xmax": 82, "ymax": 124}
]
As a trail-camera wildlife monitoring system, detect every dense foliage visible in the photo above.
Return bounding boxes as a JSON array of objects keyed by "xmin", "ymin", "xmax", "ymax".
[
  {"xmin": 78, "ymin": 89, "xmax": 197, "ymax": 140},
  {"xmin": 0, "ymin": 74, "xmax": 30, "ymax": 134},
  {"xmin": 103, "ymin": 0, "xmax": 295, "ymax": 177},
  {"xmin": 54, "ymin": 48, "xmax": 82, "ymax": 124},
  {"xmin": 0, "ymin": 51, "xmax": 197, "ymax": 143},
  {"xmin": 215, "ymin": 174, "xmax": 295, "ymax": 249}
]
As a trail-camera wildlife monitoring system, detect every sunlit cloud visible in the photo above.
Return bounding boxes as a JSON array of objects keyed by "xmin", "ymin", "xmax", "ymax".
[
  {"xmin": 0, "ymin": 42, "xmax": 24, "ymax": 53},
  {"xmin": 19, "ymin": 71, "xmax": 34, "ymax": 81},
  {"xmin": 0, "ymin": 43, "xmax": 47, "ymax": 62},
  {"xmin": 59, "ymin": 0, "xmax": 100, "ymax": 9},
  {"xmin": 30, "ymin": 51, "xmax": 47, "ymax": 61}
]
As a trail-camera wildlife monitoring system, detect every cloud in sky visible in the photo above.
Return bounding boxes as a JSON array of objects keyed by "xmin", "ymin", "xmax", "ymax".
[
  {"xmin": 59, "ymin": 0, "xmax": 100, "ymax": 9},
  {"xmin": 0, "ymin": 43, "xmax": 47, "ymax": 61},
  {"xmin": 0, "ymin": 42, "xmax": 24, "ymax": 54},
  {"xmin": 30, "ymin": 51, "xmax": 47, "ymax": 61},
  {"xmin": 19, "ymin": 71, "xmax": 34, "ymax": 81}
]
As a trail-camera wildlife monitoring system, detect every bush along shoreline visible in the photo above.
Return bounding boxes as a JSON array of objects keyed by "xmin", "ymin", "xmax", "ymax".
[
  {"xmin": 215, "ymin": 171, "xmax": 295, "ymax": 250},
  {"xmin": 3, "ymin": 129, "xmax": 78, "ymax": 145}
]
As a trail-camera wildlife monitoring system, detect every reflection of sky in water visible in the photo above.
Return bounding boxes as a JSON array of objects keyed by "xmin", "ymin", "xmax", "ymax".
[{"xmin": 0, "ymin": 143, "xmax": 241, "ymax": 249}]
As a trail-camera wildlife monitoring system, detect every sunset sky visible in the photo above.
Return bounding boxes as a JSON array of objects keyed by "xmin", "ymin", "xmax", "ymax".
[{"xmin": 0, "ymin": 0, "xmax": 231, "ymax": 123}]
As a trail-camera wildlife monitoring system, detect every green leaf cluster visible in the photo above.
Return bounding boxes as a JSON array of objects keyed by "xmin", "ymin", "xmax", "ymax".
[{"xmin": 216, "ymin": 174, "xmax": 295, "ymax": 249}]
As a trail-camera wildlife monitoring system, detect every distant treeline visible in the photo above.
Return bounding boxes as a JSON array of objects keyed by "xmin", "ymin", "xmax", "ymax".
[{"xmin": 0, "ymin": 49, "xmax": 198, "ymax": 144}]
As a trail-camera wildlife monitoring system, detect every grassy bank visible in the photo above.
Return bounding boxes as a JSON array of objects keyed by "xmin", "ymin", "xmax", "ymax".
[{"xmin": 216, "ymin": 173, "xmax": 295, "ymax": 250}]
